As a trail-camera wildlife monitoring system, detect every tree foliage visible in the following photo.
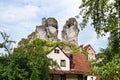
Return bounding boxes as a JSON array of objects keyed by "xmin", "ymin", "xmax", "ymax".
[
  {"xmin": 0, "ymin": 31, "xmax": 15, "ymax": 55},
  {"xmin": 30, "ymin": 70, "xmax": 39, "ymax": 80},
  {"xmin": 79, "ymin": 0, "xmax": 119, "ymax": 34},
  {"xmin": 18, "ymin": 38, "xmax": 80, "ymax": 53},
  {"xmin": 79, "ymin": 0, "xmax": 120, "ymax": 53},
  {"xmin": 93, "ymin": 53, "xmax": 120, "ymax": 80},
  {"xmin": 90, "ymin": 47, "xmax": 120, "ymax": 79},
  {"xmin": 0, "ymin": 37, "xmax": 59, "ymax": 80}
]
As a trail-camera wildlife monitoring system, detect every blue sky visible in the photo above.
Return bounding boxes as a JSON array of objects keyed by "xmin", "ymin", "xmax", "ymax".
[{"xmin": 0, "ymin": 0, "xmax": 108, "ymax": 53}]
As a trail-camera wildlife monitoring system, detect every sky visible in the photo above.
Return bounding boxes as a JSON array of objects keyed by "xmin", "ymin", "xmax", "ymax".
[{"xmin": 0, "ymin": 0, "xmax": 109, "ymax": 53}]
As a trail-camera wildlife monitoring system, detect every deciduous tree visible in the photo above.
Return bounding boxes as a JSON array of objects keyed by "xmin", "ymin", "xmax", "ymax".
[{"xmin": 79, "ymin": 0, "xmax": 120, "ymax": 53}]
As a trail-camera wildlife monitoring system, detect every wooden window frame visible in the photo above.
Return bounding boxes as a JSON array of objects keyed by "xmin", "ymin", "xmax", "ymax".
[{"xmin": 54, "ymin": 49, "xmax": 59, "ymax": 53}]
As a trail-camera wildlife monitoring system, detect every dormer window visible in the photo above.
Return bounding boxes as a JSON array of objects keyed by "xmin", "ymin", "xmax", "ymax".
[
  {"xmin": 54, "ymin": 49, "xmax": 59, "ymax": 53},
  {"xmin": 60, "ymin": 60, "xmax": 66, "ymax": 67}
]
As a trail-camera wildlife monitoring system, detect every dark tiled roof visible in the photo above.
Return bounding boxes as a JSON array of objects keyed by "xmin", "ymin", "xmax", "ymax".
[{"xmin": 70, "ymin": 54, "xmax": 91, "ymax": 73}]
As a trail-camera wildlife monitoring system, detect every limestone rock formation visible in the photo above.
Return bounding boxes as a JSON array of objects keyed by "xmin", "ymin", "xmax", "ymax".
[
  {"xmin": 18, "ymin": 17, "xmax": 80, "ymax": 53},
  {"xmin": 62, "ymin": 18, "xmax": 79, "ymax": 45},
  {"xmin": 28, "ymin": 17, "xmax": 58, "ymax": 42},
  {"xmin": 20, "ymin": 17, "xmax": 79, "ymax": 48}
]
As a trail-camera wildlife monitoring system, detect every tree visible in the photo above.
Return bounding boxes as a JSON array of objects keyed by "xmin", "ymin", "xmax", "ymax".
[
  {"xmin": 79, "ymin": 0, "xmax": 120, "ymax": 34},
  {"xmin": 93, "ymin": 53, "xmax": 120, "ymax": 80},
  {"xmin": 0, "ymin": 37, "xmax": 59, "ymax": 80},
  {"xmin": 78, "ymin": 0, "xmax": 120, "ymax": 54},
  {"xmin": 13, "ymin": 40, "xmax": 45, "ymax": 79},
  {"xmin": 0, "ymin": 31, "xmax": 16, "ymax": 79},
  {"xmin": 13, "ymin": 38, "xmax": 59, "ymax": 80},
  {"xmin": 0, "ymin": 31, "xmax": 15, "ymax": 55},
  {"xmin": 2, "ymin": 52, "xmax": 29, "ymax": 80},
  {"xmin": 0, "ymin": 55, "xmax": 9, "ymax": 80}
]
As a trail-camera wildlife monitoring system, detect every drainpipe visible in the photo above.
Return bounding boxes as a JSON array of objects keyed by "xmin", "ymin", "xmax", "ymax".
[{"xmin": 70, "ymin": 54, "xmax": 73, "ymax": 69}]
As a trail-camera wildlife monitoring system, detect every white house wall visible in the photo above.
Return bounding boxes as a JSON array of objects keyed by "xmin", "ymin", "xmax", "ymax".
[
  {"xmin": 47, "ymin": 47, "xmax": 70, "ymax": 71},
  {"xmin": 87, "ymin": 46, "xmax": 96, "ymax": 60}
]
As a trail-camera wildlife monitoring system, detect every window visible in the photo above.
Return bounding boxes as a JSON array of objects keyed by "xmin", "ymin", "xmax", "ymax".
[
  {"xmin": 60, "ymin": 60, "xmax": 66, "ymax": 67},
  {"xmin": 54, "ymin": 49, "xmax": 59, "ymax": 53}
]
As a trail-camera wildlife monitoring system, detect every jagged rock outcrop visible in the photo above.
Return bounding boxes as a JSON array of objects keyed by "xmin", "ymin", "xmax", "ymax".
[
  {"xmin": 19, "ymin": 17, "xmax": 79, "ymax": 50},
  {"xmin": 62, "ymin": 18, "xmax": 79, "ymax": 45},
  {"xmin": 18, "ymin": 17, "xmax": 80, "ymax": 54},
  {"xmin": 28, "ymin": 17, "xmax": 58, "ymax": 42}
]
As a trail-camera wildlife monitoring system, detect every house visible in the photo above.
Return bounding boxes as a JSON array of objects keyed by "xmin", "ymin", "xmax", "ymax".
[
  {"xmin": 47, "ymin": 45, "xmax": 91, "ymax": 80},
  {"xmin": 79, "ymin": 44, "xmax": 96, "ymax": 60}
]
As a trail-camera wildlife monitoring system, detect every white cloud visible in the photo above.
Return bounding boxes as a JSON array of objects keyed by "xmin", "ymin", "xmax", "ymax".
[
  {"xmin": 0, "ymin": 5, "xmax": 41, "ymax": 23},
  {"xmin": 0, "ymin": 25, "xmax": 10, "ymax": 32},
  {"xmin": 0, "ymin": 0, "xmax": 81, "ymax": 23}
]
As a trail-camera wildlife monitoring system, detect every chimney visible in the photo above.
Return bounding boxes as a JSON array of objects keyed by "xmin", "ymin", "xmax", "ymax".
[{"xmin": 70, "ymin": 54, "xmax": 73, "ymax": 69}]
